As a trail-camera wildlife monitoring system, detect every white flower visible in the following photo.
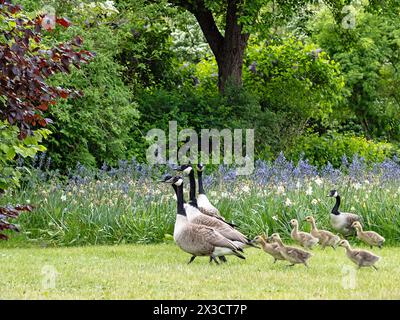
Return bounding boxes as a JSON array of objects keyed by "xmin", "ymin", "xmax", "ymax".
[
  {"xmin": 272, "ymin": 215, "xmax": 279, "ymax": 221},
  {"xmin": 353, "ymin": 182, "xmax": 362, "ymax": 190},
  {"xmin": 311, "ymin": 199, "xmax": 319, "ymax": 205},
  {"xmin": 61, "ymin": 194, "xmax": 67, "ymax": 202},
  {"xmin": 210, "ymin": 191, "xmax": 218, "ymax": 198},
  {"xmin": 242, "ymin": 185, "xmax": 251, "ymax": 193},
  {"xmin": 285, "ymin": 197, "xmax": 293, "ymax": 207},
  {"xmin": 305, "ymin": 185, "xmax": 313, "ymax": 196},
  {"xmin": 314, "ymin": 177, "xmax": 323, "ymax": 186},
  {"xmin": 276, "ymin": 185, "xmax": 285, "ymax": 195}
]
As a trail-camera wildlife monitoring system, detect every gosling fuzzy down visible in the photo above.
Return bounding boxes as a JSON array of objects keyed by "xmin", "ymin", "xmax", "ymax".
[
  {"xmin": 253, "ymin": 235, "xmax": 285, "ymax": 263},
  {"xmin": 339, "ymin": 240, "xmax": 380, "ymax": 270},
  {"xmin": 304, "ymin": 216, "xmax": 340, "ymax": 250},
  {"xmin": 352, "ymin": 221, "xmax": 385, "ymax": 249},
  {"xmin": 290, "ymin": 219, "xmax": 319, "ymax": 249},
  {"xmin": 269, "ymin": 233, "xmax": 312, "ymax": 268}
]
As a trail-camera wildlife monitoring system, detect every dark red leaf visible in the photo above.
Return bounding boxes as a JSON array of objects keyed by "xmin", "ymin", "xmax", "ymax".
[
  {"xmin": 56, "ymin": 17, "xmax": 71, "ymax": 28},
  {"xmin": 37, "ymin": 103, "xmax": 48, "ymax": 111}
]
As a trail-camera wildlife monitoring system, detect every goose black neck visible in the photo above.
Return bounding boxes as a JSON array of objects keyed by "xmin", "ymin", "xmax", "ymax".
[
  {"xmin": 332, "ymin": 196, "xmax": 341, "ymax": 215},
  {"xmin": 172, "ymin": 184, "xmax": 186, "ymax": 216},
  {"xmin": 188, "ymin": 170, "xmax": 198, "ymax": 207},
  {"xmin": 197, "ymin": 170, "xmax": 205, "ymax": 195}
]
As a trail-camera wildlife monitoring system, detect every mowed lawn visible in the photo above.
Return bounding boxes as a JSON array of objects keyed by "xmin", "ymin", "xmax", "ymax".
[{"xmin": 1, "ymin": 243, "xmax": 400, "ymax": 299}]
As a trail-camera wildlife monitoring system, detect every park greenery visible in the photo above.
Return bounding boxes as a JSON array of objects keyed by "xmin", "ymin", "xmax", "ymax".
[{"xmin": 1, "ymin": 0, "xmax": 400, "ymax": 245}]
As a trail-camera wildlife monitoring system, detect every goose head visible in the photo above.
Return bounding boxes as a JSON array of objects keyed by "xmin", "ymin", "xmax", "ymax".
[
  {"xmin": 351, "ymin": 221, "xmax": 362, "ymax": 230},
  {"xmin": 196, "ymin": 163, "xmax": 205, "ymax": 172},
  {"xmin": 290, "ymin": 219, "xmax": 298, "ymax": 227},
  {"xmin": 338, "ymin": 240, "xmax": 350, "ymax": 249},
  {"xmin": 253, "ymin": 234, "xmax": 269, "ymax": 244},
  {"xmin": 304, "ymin": 216, "xmax": 315, "ymax": 223},
  {"xmin": 327, "ymin": 189, "xmax": 339, "ymax": 198},
  {"xmin": 175, "ymin": 164, "xmax": 193, "ymax": 175},
  {"xmin": 159, "ymin": 174, "xmax": 183, "ymax": 186},
  {"xmin": 269, "ymin": 233, "xmax": 282, "ymax": 243}
]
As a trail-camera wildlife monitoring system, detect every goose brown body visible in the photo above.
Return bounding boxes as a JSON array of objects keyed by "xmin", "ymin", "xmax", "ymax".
[
  {"xmin": 174, "ymin": 215, "xmax": 244, "ymax": 258},
  {"xmin": 186, "ymin": 206, "xmax": 249, "ymax": 244}
]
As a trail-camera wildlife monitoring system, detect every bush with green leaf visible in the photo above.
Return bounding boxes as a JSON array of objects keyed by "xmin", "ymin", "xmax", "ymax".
[
  {"xmin": 31, "ymin": 2, "xmax": 141, "ymax": 169},
  {"xmin": 311, "ymin": 5, "xmax": 400, "ymax": 142},
  {"xmin": 242, "ymin": 36, "xmax": 345, "ymax": 155},
  {"xmin": 288, "ymin": 131, "xmax": 399, "ymax": 167},
  {"xmin": 0, "ymin": 121, "xmax": 50, "ymax": 190}
]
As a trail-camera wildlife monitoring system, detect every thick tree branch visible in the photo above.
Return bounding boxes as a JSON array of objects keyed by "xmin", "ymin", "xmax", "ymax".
[{"xmin": 169, "ymin": 0, "xmax": 224, "ymax": 61}]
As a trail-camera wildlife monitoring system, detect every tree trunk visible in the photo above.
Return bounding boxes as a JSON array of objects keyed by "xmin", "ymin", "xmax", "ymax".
[
  {"xmin": 178, "ymin": 0, "xmax": 249, "ymax": 92},
  {"xmin": 217, "ymin": 0, "xmax": 249, "ymax": 92}
]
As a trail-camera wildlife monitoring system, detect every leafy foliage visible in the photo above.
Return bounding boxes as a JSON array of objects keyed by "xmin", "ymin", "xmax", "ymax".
[
  {"xmin": 0, "ymin": 204, "xmax": 33, "ymax": 240},
  {"xmin": 311, "ymin": 4, "xmax": 400, "ymax": 141},
  {"xmin": 44, "ymin": 23, "xmax": 140, "ymax": 169},
  {"xmin": 0, "ymin": 0, "xmax": 94, "ymax": 138},
  {"xmin": 289, "ymin": 131, "xmax": 399, "ymax": 167},
  {"xmin": 0, "ymin": 120, "xmax": 50, "ymax": 190}
]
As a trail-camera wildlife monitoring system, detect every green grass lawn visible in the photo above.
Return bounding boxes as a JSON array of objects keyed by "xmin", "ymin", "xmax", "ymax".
[{"xmin": 1, "ymin": 243, "xmax": 400, "ymax": 299}]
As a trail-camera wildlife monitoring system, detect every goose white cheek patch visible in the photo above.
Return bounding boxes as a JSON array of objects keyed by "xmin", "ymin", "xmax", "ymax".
[
  {"xmin": 174, "ymin": 179, "xmax": 183, "ymax": 186},
  {"xmin": 183, "ymin": 167, "xmax": 192, "ymax": 175}
]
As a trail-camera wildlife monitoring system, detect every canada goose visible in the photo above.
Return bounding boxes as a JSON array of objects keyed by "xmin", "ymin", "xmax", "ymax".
[
  {"xmin": 253, "ymin": 234, "xmax": 285, "ymax": 263},
  {"xmin": 304, "ymin": 216, "xmax": 340, "ymax": 250},
  {"xmin": 327, "ymin": 190, "xmax": 361, "ymax": 235},
  {"xmin": 352, "ymin": 221, "xmax": 385, "ymax": 249},
  {"xmin": 196, "ymin": 163, "xmax": 235, "ymax": 226},
  {"xmin": 269, "ymin": 233, "xmax": 312, "ymax": 267},
  {"xmin": 159, "ymin": 175, "xmax": 245, "ymax": 265},
  {"xmin": 290, "ymin": 219, "xmax": 319, "ymax": 249},
  {"xmin": 175, "ymin": 165, "xmax": 257, "ymax": 250},
  {"xmin": 339, "ymin": 240, "xmax": 380, "ymax": 270}
]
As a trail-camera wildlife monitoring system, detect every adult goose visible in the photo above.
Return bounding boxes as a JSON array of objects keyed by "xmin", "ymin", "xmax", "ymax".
[
  {"xmin": 175, "ymin": 165, "xmax": 256, "ymax": 251},
  {"xmin": 327, "ymin": 190, "xmax": 361, "ymax": 235},
  {"xmin": 196, "ymin": 163, "xmax": 235, "ymax": 226},
  {"xmin": 160, "ymin": 175, "xmax": 245, "ymax": 265}
]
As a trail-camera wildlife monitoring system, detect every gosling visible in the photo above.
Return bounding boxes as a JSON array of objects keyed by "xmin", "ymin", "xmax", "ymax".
[
  {"xmin": 339, "ymin": 240, "xmax": 380, "ymax": 270},
  {"xmin": 253, "ymin": 235, "xmax": 285, "ymax": 264},
  {"xmin": 290, "ymin": 219, "xmax": 319, "ymax": 250},
  {"xmin": 304, "ymin": 216, "xmax": 340, "ymax": 250},
  {"xmin": 270, "ymin": 233, "xmax": 312, "ymax": 268},
  {"xmin": 352, "ymin": 221, "xmax": 385, "ymax": 249}
]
